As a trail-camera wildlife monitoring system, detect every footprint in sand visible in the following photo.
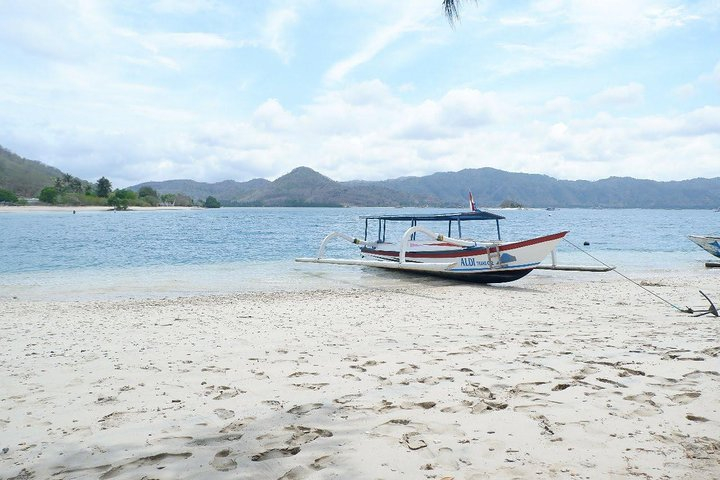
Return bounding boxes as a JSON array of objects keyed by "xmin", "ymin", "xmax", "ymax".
[
  {"xmin": 251, "ymin": 446, "xmax": 301, "ymax": 462},
  {"xmin": 263, "ymin": 400, "xmax": 284, "ymax": 410},
  {"xmin": 401, "ymin": 432, "xmax": 427, "ymax": 450},
  {"xmin": 471, "ymin": 400, "xmax": 508, "ymax": 414},
  {"xmin": 701, "ymin": 346, "xmax": 720, "ymax": 357},
  {"xmin": 212, "ymin": 386, "xmax": 245, "ymax": 400},
  {"xmin": 333, "ymin": 393, "xmax": 361, "ymax": 405},
  {"xmin": 533, "ymin": 414, "xmax": 556, "ymax": 437},
  {"xmin": 201, "ymin": 365, "xmax": 230, "ymax": 373},
  {"xmin": 287, "ymin": 403, "xmax": 323, "ymax": 415},
  {"xmin": 279, "ymin": 465, "xmax": 309, "ymax": 479},
  {"xmin": 441, "ymin": 400, "xmax": 473, "ymax": 413},
  {"xmin": 220, "ymin": 418, "xmax": 253, "ymax": 433},
  {"xmin": 669, "ymin": 391, "xmax": 701, "ymax": 405},
  {"xmin": 310, "ymin": 455, "xmax": 336, "ymax": 471},
  {"xmin": 398, "ymin": 401, "xmax": 436, "ymax": 410},
  {"xmin": 210, "ymin": 449, "xmax": 237, "ymax": 471},
  {"xmin": 372, "ymin": 400, "xmax": 397, "ymax": 413},
  {"xmin": 99, "ymin": 452, "xmax": 192, "ymax": 479},
  {"xmin": 436, "ymin": 447, "xmax": 458, "ymax": 470},
  {"xmin": 98, "ymin": 411, "xmax": 142, "ymax": 429},
  {"xmin": 292, "ymin": 383, "xmax": 329, "ymax": 390},
  {"xmin": 7, "ymin": 468, "xmax": 34, "ymax": 480},
  {"xmin": 396, "ymin": 364, "xmax": 419, "ymax": 375},
  {"xmin": 624, "ymin": 392, "xmax": 657, "ymax": 404},
  {"xmin": 462, "ymin": 383, "xmax": 495, "ymax": 399},
  {"xmin": 214, "ymin": 408, "xmax": 235, "ymax": 419},
  {"xmin": 287, "ymin": 425, "xmax": 333, "ymax": 446},
  {"xmin": 188, "ymin": 433, "xmax": 243, "ymax": 446},
  {"xmin": 256, "ymin": 424, "xmax": 332, "ymax": 450}
]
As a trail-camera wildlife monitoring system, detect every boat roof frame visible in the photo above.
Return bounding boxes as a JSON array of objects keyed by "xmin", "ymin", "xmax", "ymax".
[
  {"xmin": 362, "ymin": 210, "xmax": 504, "ymax": 242},
  {"xmin": 360, "ymin": 210, "xmax": 505, "ymax": 222}
]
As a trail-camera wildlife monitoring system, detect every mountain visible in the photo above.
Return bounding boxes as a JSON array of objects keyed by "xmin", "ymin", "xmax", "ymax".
[
  {"xmin": 134, "ymin": 167, "xmax": 421, "ymax": 207},
  {"xmin": 130, "ymin": 166, "xmax": 720, "ymax": 208},
  {"xmin": 0, "ymin": 146, "xmax": 66, "ymax": 197},
  {"xmin": 238, "ymin": 167, "xmax": 423, "ymax": 207},
  {"xmin": 378, "ymin": 168, "xmax": 720, "ymax": 209}
]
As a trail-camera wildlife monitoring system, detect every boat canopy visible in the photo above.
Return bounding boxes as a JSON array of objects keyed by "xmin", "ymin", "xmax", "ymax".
[
  {"xmin": 361, "ymin": 210, "xmax": 505, "ymax": 242},
  {"xmin": 360, "ymin": 211, "xmax": 505, "ymax": 222}
]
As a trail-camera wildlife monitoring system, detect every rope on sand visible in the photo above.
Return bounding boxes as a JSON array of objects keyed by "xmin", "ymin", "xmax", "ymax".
[{"xmin": 562, "ymin": 237, "xmax": 717, "ymax": 317}]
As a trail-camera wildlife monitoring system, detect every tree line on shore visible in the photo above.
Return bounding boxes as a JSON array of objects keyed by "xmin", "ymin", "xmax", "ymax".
[{"xmin": 0, "ymin": 174, "xmax": 220, "ymax": 209}]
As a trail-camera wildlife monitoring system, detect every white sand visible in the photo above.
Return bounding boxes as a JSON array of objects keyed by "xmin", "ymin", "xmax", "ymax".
[{"xmin": 1, "ymin": 274, "xmax": 718, "ymax": 479}]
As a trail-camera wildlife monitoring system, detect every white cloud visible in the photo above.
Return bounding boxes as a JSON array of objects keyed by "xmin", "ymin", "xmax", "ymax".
[
  {"xmin": 499, "ymin": 15, "xmax": 542, "ymax": 27},
  {"xmin": 261, "ymin": 7, "xmax": 299, "ymax": 63},
  {"xmin": 590, "ymin": 82, "xmax": 645, "ymax": 107},
  {"xmin": 699, "ymin": 61, "xmax": 720, "ymax": 88},
  {"xmin": 252, "ymin": 99, "xmax": 296, "ymax": 132},
  {"xmin": 324, "ymin": 3, "xmax": 437, "ymax": 84},
  {"xmin": 150, "ymin": 0, "xmax": 220, "ymax": 15},
  {"xmin": 492, "ymin": 0, "xmax": 709, "ymax": 74},
  {"xmin": 148, "ymin": 32, "xmax": 238, "ymax": 50}
]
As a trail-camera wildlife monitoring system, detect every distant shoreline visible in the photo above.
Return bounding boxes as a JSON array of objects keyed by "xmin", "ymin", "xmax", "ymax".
[{"xmin": 0, "ymin": 205, "xmax": 200, "ymax": 213}]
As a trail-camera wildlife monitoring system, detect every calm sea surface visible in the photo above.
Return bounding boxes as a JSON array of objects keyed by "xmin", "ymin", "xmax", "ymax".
[{"xmin": 1, "ymin": 207, "xmax": 717, "ymax": 300}]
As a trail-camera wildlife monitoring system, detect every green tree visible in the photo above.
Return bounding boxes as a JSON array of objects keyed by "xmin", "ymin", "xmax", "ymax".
[
  {"xmin": 173, "ymin": 193, "xmax": 193, "ymax": 207},
  {"xmin": 138, "ymin": 186, "xmax": 158, "ymax": 198},
  {"xmin": 0, "ymin": 188, "xmax": 19, "ymax": 203},
  {"xmin": 137, "ymin": 186, "xmax": 159, "ymax": 206},
  {"xmin": 499, "ymin": 199, "xmax": 524, "ymax": 209},
  {"xmin": 69, "ymin": 177, "xmax": 83, "ymax": 193},
  {"xmin": 160, "ymin": 193, "xmax": 175, "ymax": 206},
  {"xmin": 205, "ymin": 196, "xmax": 221, "ymax": 208},
  {"xmin": 108, "ymin": 189, "xmax": 137, "ymax": 210},
  {"xmin": 52, "ymin": 174, "xmax": 84, "ymax": 194},
  {"xmin": 39, "ymin": 186, "xmax": 58, "ymax": 204},
  {"xmin": 96, "ymin": 177, "xmax": 112, "ymax": 197}
]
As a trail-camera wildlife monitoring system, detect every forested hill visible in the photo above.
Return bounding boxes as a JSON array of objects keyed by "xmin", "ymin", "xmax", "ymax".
[
  {"xmin": 132, "ymin": 167, "xmax": 422, "ymax": 207},
  {"xmin": 373, "ymin": 168, "xmax": 720, "ymax": 209},
  {"xmin": 0, "ymin": 146, "xmax": 66, "ymax": 197},
  {"xmin": 134, "ymin": 167, "xmax": 720, "ymax": 209}
]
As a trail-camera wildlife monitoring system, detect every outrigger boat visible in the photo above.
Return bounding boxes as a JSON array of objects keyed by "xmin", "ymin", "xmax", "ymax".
[
  {"xmin": 688, "ymin": 235, "xmax": 720, "ymax": 268},
  {"xmin": 296, "ymin": 201, "xmax": 569, "ymax": 284},
  {"xmin": 688, "ymin": 235, "xmax": 720, "ymax": 259}
]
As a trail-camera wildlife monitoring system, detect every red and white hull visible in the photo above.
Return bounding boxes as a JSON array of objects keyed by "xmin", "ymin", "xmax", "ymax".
[{"xmin": 360, "ymin": 231, "xmax": 568, "ymax": 283}]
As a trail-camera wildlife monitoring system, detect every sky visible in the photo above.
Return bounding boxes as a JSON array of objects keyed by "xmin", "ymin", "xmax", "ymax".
[{"xmin": 0, "ymin": 0, "xmax": 719, "ymax": 188}]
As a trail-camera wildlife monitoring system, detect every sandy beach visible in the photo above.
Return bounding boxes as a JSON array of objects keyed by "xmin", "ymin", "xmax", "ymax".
[
  {"xmin": 0, "ymin": 206, "xmax": 199, "ymax": 214},
  {"xmin": 1, "ymin": 273, "xmax": 718, "ymax": 479}
]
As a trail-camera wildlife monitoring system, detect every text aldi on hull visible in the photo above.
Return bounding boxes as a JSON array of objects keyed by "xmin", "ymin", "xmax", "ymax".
[{"xmin": 296, "ymin": 207, "xmax": 568, "ymax": 284}]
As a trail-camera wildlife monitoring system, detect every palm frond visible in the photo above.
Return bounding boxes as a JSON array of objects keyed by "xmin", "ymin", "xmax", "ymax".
[{"xmin": 443, "ymin": 0, "xmax": 476, "ymax": 26}]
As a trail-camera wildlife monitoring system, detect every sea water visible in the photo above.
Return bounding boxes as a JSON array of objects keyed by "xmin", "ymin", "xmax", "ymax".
[{"xmin": 1, "ymin": 207, "xmax": 717, "ymax": 300}]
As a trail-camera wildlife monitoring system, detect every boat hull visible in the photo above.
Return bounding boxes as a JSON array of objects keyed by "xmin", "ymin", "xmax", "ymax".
[
  {"xmin": 408, "ymin": 266, "xmax": 535, "ymax": 284},
  {"xmin": 359, "ymin": 231, "xmax": 567, "ymax": 284},
  {"xmin": 689, "ymin": 235, "xmax": 720, "ymax": 259}
]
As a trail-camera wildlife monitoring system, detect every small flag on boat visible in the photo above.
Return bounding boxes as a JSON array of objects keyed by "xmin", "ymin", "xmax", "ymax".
[{"xmin": 469, "ymin": 191, "xmax": 476, "ymax": 211}]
